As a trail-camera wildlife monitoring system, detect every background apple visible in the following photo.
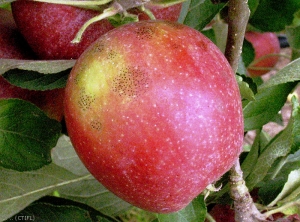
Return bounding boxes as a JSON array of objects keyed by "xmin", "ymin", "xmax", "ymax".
[
  {"xmin": 11, "ymin": 1, "xmax": 182, "ymax": 60},
  {"xmin": 0, "ymin": 78, "xmax": 65, "ymax": 121},
  {"xmin": 0, "ymin": 8, "xmax": 35, "ymax": 59},
  {"xmin": 245, "ymin": 31, "xmax": 281, "ymax": 77},
  {"xmin": 206, "ymin": 204, "xmax": 235, "ymax": 222},
  {"xmin": 64, "ymin": 20, "xmax": 244, "ymax": 213},
  {"xmin": 0, "ymin": 8, "xmax": 64, "ymax": 121},
  {"xmin": 131, "ymin": 3, "xmax": 182, "ymax": 21}
]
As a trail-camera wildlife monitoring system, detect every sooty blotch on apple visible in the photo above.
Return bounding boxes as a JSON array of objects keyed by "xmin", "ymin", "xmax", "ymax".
[
  {"xmin": 90, "ymin": 40, "xmax": 105, "ymax": 53},
  {"xmin": 107, "ymin": 50, "xmax": 118, "ymax": 60},
  {"xmin": 135, "ymin": 26, "xmax": 156, "ymax": 40},
  {"xmin": 78, "ymin": 89, "xmax": 96, "ymax": 111},
  {"xmin": 196, "ymin": 40, "xmax": 209, "ymax": 51},
  {"xmin": 112, "ymin": 66, "xmax": 150, "ymax": 98},
  {"xmin": 73, "ymin": 70, "xmax": 84, "ymax": 85},
  {"xmin": 90, "ymin": 120, "xmax": 102, "ymax": 131},
  {"xmin": 169, "ymin": 42, "xmax": 181, "ymax": 50}
]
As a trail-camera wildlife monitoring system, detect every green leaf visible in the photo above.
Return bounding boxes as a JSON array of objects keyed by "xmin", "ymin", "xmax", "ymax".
[
  {"xmin": 51, "ymin": 136, "xmax": 132, "ymax": 216},
  {"xmin": 266, "ymin": 150, "xmax": 300, "ymax": 184},
  {"xmin": 259, "ymin": 149, "xmax": 300, "ymax": 204},
  {"xmin": 293, "ymin": 9, "xmax": 300, "ymax": 26},
  {"xmin": 181, "ymin": 0, "xmax": 226, "ymax": 31},
  {"xmin": 0, "ymin": 164, "xmax": 90, "ymax": 221},
  {"xmin": 245, "ymin": 128, "xmax": 291, "ymax": 190},
  {"xmin": 245, "ymin": 97, "xmax": 300, "ymax": 190},
  {"xmin": 0, "ymin": 99, "xmax": 61, "ymax": 171},
  {"xmin": 51, "ymin": 136, "xmax": 90, "ymax": 176},
  {"xmin": 290, "ymin": 98, "xmax": 300, "ymax": 154},
  {"xmin": 249, "ymin": 0, "xmax": 300, "ymax": 32},
  {"xmin": 201, "ymin": 29, "xmax": 216, "ymax": 44},
  {"xmin": 0, "ymin": 59, "xmax": 74, "ymax": 90},
  {"xmin": 108, "ymin": 13, "xmax": 138, "ymax": 27},
  {"xmin": 256, "ymin": 99, "xmax": 300, "ymax": 204},
  {"xmin": 241, "ymin": 129, "xmax": 263, "ymax": 179},
  {"xmin": 2, "ymin": 68, "xmax": 70, "ymax": 90},
  {"xmin": 211, "ymin": 20, "xmax": 228, "ymax": 53},
  {"xmin": 286, "ymin": 25, "xmax": 300, "ymax": 49},
  {"xmin": 242, "ymin": 39, "xmax": 255, "ymax": 68},
  {"xmin": 243, "ymin": 82, "xmax": 296, "ymax": 131},
  {"xmin": 0, "ymin": 0, "xmax": 14, "ymax": 7},
  {"xmin": 8, "ymin": 203, "xmax": 96, "ymax": 222},
  {"xmin": 6, "ymin": 197, "xmax": 119, "ymax": 222},
  {"xmin": 0, "ymin": 59, "xmax": 75, "ymax": 75},
  {"xmin": 269, "ymin": 169, "xmax": 300, "ymax": 207},
  {"xmin": 236, "ymin": 74, "xmax": 256, "ymax": 101},
  {"xmin": 258, "ymin": 177, "xmax": 286, "ymax": 205},
  {"xmin": 201, "ymin": 20, "xmax": 228, "ymax": 53},
  {"xmin": 286, "ymin": 25, "xmax": 300, "ymax": 60},
  {"xmin": 258, "ymin": 58, "xmax": 300, "ymax": 90},
  {"xmin": 243, "ymin": 58, "xmax": 299, "ymax": 129},
  {"xmin": 0, "ymin": 135, "xmax": 131, "ymax": 221},
  {"xmin": 237, "ymin": 57, "xmax": 247, "ymax": 76},
  {"xmin": 156, "ymin": 195, "xmax": 206, "ymax": 222},
  {"xmin": 248, "ymin": 0, "xmax": 260, "ymax": 17}
]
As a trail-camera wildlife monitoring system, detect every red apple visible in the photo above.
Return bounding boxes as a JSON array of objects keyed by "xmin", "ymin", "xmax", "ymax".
[
  {"xmin": 64, "ymin": 20, "xmax": 244, "ymax": 213},
  {"xmin": 0, "ymin": 8, "xmax": 64, "ymax": 121},
  {"xmin": 131, "ymin": 3, "xmax": 182, "ymax": 21},
  {"xmin": 11, "ymin": 0, "xmax": 182, "ymax": 60},
  {"xmin": 245, "ymin": 31, "xmax": 281, "ymax": 77},
  {"xmin": 206, "ymin": 204, "xmax": 235, "ymax": 222},
  {"xmin": 0, "ymin": 8, "xmax": 35, "ymax": 59},
  {"xmin": 0, "ymin": 78, "xmax": 65, "ymax": 121}
]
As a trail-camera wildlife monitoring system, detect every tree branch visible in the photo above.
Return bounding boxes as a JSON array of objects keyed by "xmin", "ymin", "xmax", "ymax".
[
  {"xmin": 230, "ymin": 160, "xmax": 267, "ymax": 222},
  {"xmin": 224, "ymin": 0, "xmax": 250, "ymax": 73},
  {"xmin": 224, "ymin": 1, "xmax": 268, "ymax": 221}
]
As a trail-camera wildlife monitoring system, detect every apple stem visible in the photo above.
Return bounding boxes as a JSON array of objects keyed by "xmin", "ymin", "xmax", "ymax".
[
  {"xmin": 139, "ymin": 5, "xmax": 156, "ymax": 20},
  {"xmin": 71, "ymin": 6, "xmax": 119, "ymax": 43}
]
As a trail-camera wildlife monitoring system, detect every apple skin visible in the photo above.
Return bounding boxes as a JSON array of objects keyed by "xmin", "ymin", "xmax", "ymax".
[
  {"xmin": 0, "ymin": 8, "xmax": 35, "ymax": 59},
  {"xmin": 0, "ymin": 78, "xmax": 65, "ymax": 121},
  {"xmin": 245, "ymin": 31, "xmax": 281, "ymax": 77},
  {"xmin": 11, "ymin": 1, "xmax": 182, "ymax": 60},
  {"xmin": 64, "ymin": 20, "xmax": 244, "ymax": 213},
  {"xmin": 0, "ymin": 9, "xmax": 64, "ymax": 121},
  {"xmin": 132, "ymin": 3, "xmax": 182, "ymax": 21},
  {"xmin": 206, "ymin": 204, "xmax": 235, "ymax": 222}
]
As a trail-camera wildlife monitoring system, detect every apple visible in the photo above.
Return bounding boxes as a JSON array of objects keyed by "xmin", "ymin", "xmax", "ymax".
[
  {"xmin": 245, "ymin": 31, "xmax": 281, "ymax": 77},
  {"xmin": 64, "ymin": 20, "xmax": 244, "ymax": 213},
  {"xmin": 131, "ymin": 3, "xmax": 182, "ymax": 21},
  {"xmin": 0, "ymin": 8, "xmax": 64, "ymax": 121},
  {"xmin": 0, "ymin": 77, "xmax": 65, "ymax": 121},
  {"xmin": 206, "ymin": 204, "xmax": 235, "ymax": 222},
  {"xmin": 0, "ymin": 8, "xmax": 35, "ymax": 59},
  {"xmin": 11, "ymin": 1, "xmax": 182, "ymax": 60}
]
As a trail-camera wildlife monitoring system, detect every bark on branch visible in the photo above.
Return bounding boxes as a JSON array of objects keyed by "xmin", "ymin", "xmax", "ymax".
[
  {"xmin": 225, "ymin": 1, "xmax": 268, "ymax": 221},
  {"xmin": 224, "ymin": 0, "xmax": 250, "ymax": 73},
  {"xmin": 230, "ymin": 160, "xmax": 267, "ymax": 222}
]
